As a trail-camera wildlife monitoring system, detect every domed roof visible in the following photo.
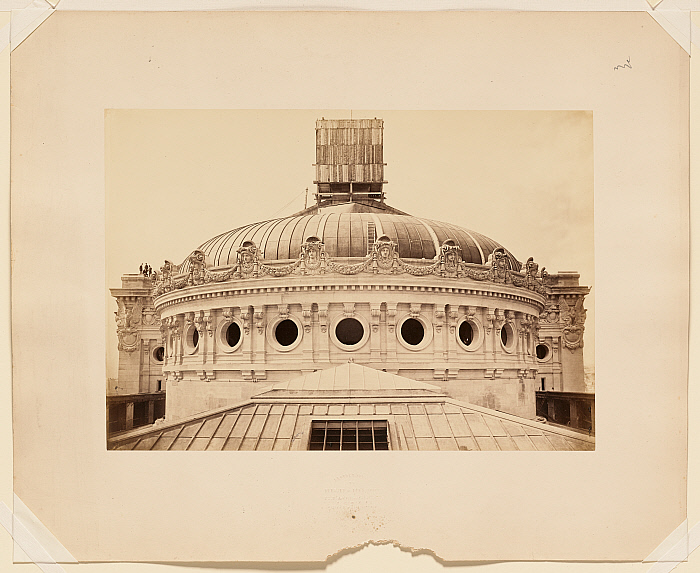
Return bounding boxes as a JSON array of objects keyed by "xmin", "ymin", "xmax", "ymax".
[{"xmin": 198, "ymin": 203, "xmax": 520, "ymax": 270}]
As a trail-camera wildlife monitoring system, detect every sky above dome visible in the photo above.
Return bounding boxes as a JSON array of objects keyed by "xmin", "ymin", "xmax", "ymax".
[{"xmin": 106, "ymin": 110, "xmax": 594, "ymax": 378}]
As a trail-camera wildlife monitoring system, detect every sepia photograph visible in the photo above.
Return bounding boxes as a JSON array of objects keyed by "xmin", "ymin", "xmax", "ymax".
[
  {"xmin": 105, "ymin": 110, "xmax": 594, "ymax": 451},
  {"xmin": 9, "ymin": 10, "xmax": 688, "ymax": 563}
]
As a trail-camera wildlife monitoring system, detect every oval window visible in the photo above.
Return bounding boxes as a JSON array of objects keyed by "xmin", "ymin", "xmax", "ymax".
[
  {"xmin": 459, "ymin": 321, "xmax": 473, "ymax": 346},
  {"xmin": 275, "ymin": 319, "xmax": 299, "ymax": 347},
  {"xmin": 335, "ymin": 318, "xmax": 364, "ymax": 346},
  {"xmin": 401, "ymin": 318, "xmax": 425, "ymax": 346},
  {"xmin": 153, "ymin": 346, "xmax": 165, "ymax": 362},
  {"xmin": 192, "ymin": 328, "xmax": 199, "ymax": 348},
  {"xmin": 500, "ymin": 326, "xmax": 508, "ymax": 346},
  {"xmin": 226, "ymin": 322, "xmax": 241, "ymax": 347},
  {"xmin": 536, "ymin": 344, "xmax": 549, "ymax": 360}
]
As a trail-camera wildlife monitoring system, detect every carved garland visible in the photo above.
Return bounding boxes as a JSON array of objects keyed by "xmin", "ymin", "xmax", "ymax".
[{"xmin": 152, "ymin": 237, "xmax": 548, "ymax": 298}]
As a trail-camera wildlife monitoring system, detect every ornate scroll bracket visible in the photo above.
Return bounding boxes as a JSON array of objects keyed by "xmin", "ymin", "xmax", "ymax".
[
  {"xmin": 448, "ymin": 305, "xmax": 460, "ymax": 333},
  {"xmin": 302, "ymin": 305, "xmax": 312, "ymax": 333},
  {"xmin": 254, "ymin": 309, "xmax": 264, "ymax": 334},
  {"xmin": 240, "ymin": 309, "xmax": 251, "ymax": 335},
  {"xmin": 434, "ymin": 308, "xmax": 445, "ymax": 333},
  {"xmin": 343, "ymin": 303, "xmax": 355, "ymax": 318},
  {"xmin": 387, "ymin": 306, "xmax": 397, "ymax": 333},
  {"xmin": 370, "ymin": 305, "xmax": 381, "ymax": 333},
  {"xmin": 318, "ymin": 305, "xmax": 328, "ymax": 333},
  {"xmin": 198, "ymin": 370, "xmax": 216, "ymax": 383}
]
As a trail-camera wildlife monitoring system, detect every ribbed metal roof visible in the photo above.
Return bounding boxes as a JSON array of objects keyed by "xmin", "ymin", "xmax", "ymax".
[
  {"xmin": 108, "ymin": 364, "xmax": 595, "ymax": 452},
  {"xmin": 198, "ymin": 203, "xmax": 520, "ymax": 269}
]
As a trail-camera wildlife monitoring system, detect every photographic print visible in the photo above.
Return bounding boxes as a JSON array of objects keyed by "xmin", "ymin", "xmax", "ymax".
[
  {"xmin": 10, "ymin": 11, "xmax": 687, "ymax": 563},
  {"xmin": 105, "ymin": 110, "xmax": 594, "ymax": 451}
]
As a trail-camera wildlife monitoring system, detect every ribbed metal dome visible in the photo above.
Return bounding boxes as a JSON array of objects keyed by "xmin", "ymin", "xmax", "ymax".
[{"xmin": 197, "ymin": 203, "xmax": 520, "ymax": 270}]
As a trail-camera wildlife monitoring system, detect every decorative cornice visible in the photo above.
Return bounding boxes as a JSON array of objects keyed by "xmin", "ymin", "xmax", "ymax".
[
  {"xmin": 153, "ymin": 280, "xmax": 546, "ymax": 312},
  {"xmin": 152, "ymin": 237, "xmax": 549, "ymax": 302}
]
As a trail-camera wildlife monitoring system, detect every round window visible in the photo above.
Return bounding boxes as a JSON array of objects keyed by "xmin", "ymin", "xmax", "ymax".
[
  {"xmin": 536, "ymin": 344, "xmax": 550, "ymax": 360},
  {"xmin": 153, "ymin": 346, "xmax": 165, "ymax": 362},
  {"xmin": 401, "ymin": 318, "xmax": 425, "ymax": 346},
  {"xmin": 275, "ymin": 319, "xmax": 299, "ymax": 347},
  {"xmin": 335, "ymin": 318, "xmax": 364, "ymax": 346},
  {"xmin": 184, "ymin": 325, "xmax": 199, "ymax": 355},
  {"xmin": 500, "ymin": 322, "xmax": 516, "ymax": 353},
  {"xmin": 459, "ymin": 321, "xmax": 473, "ymax": 346},
  {"xmin": 226, "ymin": 322, "xmax": 241, "ymax": 347}
]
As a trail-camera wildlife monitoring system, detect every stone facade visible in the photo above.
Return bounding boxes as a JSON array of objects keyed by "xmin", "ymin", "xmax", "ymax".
[
  {"xmin": 110, "ymin": 275, "xmax": 165, "ymax": 396},
  {"xmin": 111, "ymin": 234, "xmax": 589, "ymax": 422}
]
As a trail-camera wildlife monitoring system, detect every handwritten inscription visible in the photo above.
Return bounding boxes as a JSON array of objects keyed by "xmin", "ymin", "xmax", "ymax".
[{"xmin": 614, "ymin": 57, "xmax": 632, "ymax": 70}]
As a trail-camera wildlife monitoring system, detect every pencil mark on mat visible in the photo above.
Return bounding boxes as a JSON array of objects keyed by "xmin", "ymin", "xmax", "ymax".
[{"xmin": 614, "ymin": 57, "xmax": 631, "ymax": 70}]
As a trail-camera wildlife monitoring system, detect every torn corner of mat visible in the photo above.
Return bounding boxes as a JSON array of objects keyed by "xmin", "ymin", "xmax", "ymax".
[
  {"xmin": 326, "ymin": 539, "xmax": 444, "ymax": 567},
  {"xmin": 0, "ymin": 494, "xmax": 78, "ymax": 569}
]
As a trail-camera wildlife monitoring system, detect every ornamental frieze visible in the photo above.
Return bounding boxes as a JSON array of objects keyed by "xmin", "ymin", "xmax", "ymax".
[{"xmin": 151, "ymin": 236, "xmax": 549, "ymax": 298}]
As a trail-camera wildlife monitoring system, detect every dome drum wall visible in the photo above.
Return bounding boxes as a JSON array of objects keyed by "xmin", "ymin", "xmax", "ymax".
[
  {"xmin": 124, "ymin": 217, "xmax": 586, "ymax": 423},
  {"xmin": 156, "ymin": 289, "xmax": 545, "ymax": 421}
]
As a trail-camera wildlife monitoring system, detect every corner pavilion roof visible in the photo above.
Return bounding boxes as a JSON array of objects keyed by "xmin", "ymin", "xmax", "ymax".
[{"xmin": 108, "ymin": 364, "xmax": 595, "ymax": 452}]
